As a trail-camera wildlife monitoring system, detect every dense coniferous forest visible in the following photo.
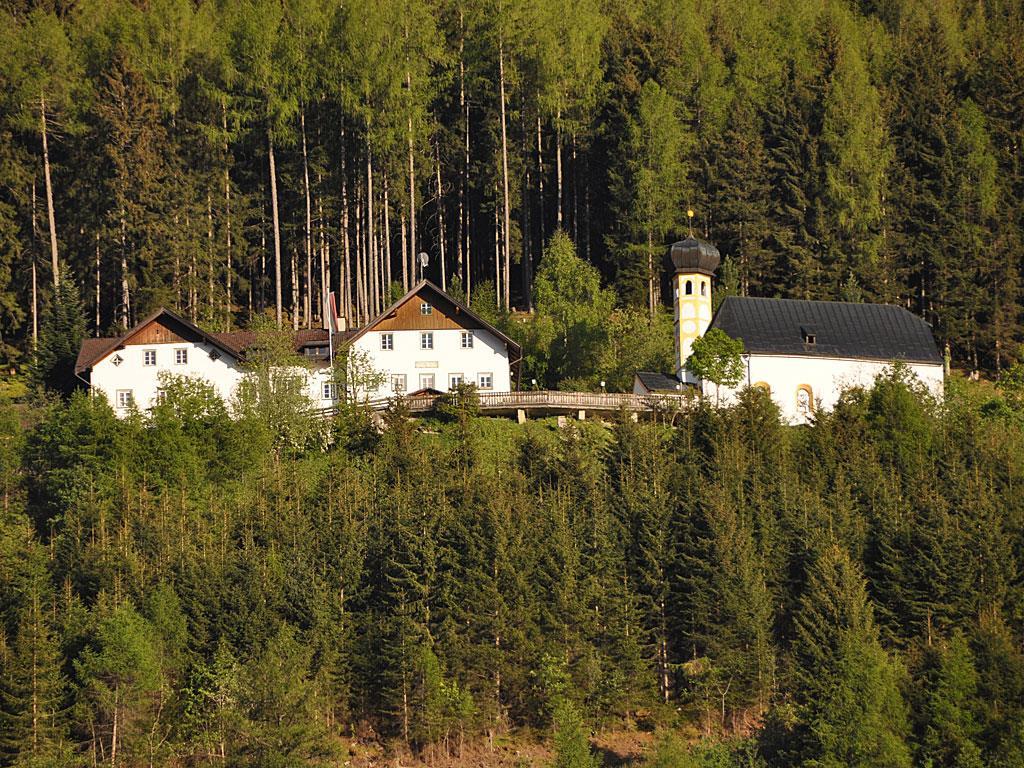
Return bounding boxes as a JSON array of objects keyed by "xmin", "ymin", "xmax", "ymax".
[
  {"xmin": 0, "ymin": 0, "xmax": 1023, "ymax": 375},
  {"xmin": 4, "ymin": 0, "xmax": 1024, "ymax": 765},
  {"xmin": 1, "ymin": 367, "xmax": 1024, "ymax": 766}
]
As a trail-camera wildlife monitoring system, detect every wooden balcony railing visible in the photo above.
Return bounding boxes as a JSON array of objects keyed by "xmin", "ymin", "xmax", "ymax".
[{"xmin": 317, "ymin": 389, "xmax": 692, "ymax": 418}]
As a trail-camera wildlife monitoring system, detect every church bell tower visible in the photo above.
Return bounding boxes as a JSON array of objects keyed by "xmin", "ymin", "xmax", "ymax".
[{"xmin": 669, "ymin": 236, "xmax": 720, "ymax": 382}]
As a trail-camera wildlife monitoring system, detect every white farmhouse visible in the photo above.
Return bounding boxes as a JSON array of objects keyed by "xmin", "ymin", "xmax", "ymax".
[
  {"xmin": 76, "ymin": 280, "xmax": 520, "ymax": 415},
  {"xmin": 75, "ymin": 307, "xmax": 339, "ymax": 415},
  {"xmin": 635, "ymin": 237, "xmax": 945, "ymax": 423},
  {"xmin": 346, "ymin": 280, "xmax": 521, "ymax": 398}
]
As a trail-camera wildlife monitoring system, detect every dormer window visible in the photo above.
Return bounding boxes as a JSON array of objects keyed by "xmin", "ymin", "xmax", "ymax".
[{"xmin": 801, "ymin": 326, "xmax": 817, "ymax": 346}]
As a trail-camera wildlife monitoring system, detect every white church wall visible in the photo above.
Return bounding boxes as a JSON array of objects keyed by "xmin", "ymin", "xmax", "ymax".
[
  {"xmin": 704, "ymin": 354, "xmax": 944, "ymax": 424},
  {"xmin": 352, "ymin": 327, "xmax": 513, "ymax": 399}
]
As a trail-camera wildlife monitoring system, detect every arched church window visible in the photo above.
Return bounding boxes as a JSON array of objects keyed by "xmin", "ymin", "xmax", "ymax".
[
  {"xmin": 701, "ymin": 280, "xmax": 707, "ymax": 296},
  {"xmin": 796, "ymin": 385, "xmax": 814, "ymax": 417},
  {"xmin": 685, "ymin": 280, "xmax": 693, "ymax": 295}
]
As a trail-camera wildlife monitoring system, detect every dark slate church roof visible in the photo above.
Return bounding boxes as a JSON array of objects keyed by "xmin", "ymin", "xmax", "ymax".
[
  {"xmin": 635, "ymin": 371, "xmax": 686, "ymax": 392},
  {"xmin": 710, "ymin": 296, "xmax": 943, "ymax": 365}
]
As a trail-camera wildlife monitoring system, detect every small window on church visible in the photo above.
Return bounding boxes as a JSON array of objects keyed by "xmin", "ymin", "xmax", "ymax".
[
  {"xmin": 685, "ymin": 280, "xmax": 693, "ymax": 295},
  {"xmin": 801, "ymin": 326, "xmax": 817, "ymax": 345},
  {"xmin": 796, "ymin": 385, "xmax": 814, "ymax": 417},
  {"xmin": 700, "ymin": 281, "xmax": 707, "ymax": 296}
]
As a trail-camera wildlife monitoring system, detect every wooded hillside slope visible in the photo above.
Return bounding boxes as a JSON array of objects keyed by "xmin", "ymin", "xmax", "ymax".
[{"xmin": 1, "ymin": 374, "xmax": 1024, "ymax": 766}]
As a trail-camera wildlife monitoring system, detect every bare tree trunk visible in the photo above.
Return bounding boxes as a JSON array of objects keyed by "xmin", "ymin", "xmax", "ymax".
[
  {"xmin": 317, "ymin": 176, "xmax": 325, "ymax": 325},
  {"xmin": 31, "ymin": 258, "xmax": 38, "ymax": 348},
  {"xmin": 457, "ymin": 9, "xmax": 466, "ymax": 289},
  {"xmin": 498, "ymin": 38, "xmax": 511, "ymax": 310},
  {"xmin": 571, "ymin": 132, "xmax": 578, "ymax": 243},
  {"xmin": 383, "ymin": 172, "xmax": 393, "ymax": 295},
  {"xmin": 110, "ymin": 691, "xmax": 119, "ymax": 768},
  {"xmin": 291, "ymin": 247, "xmax": 299, "ymax": 331},
  {"xmin": 366, "ymin": 149, "xmax": 378, "ymax": 316},
  {"xmin": 207, "ymin": 192, "xmax": 215, "ymax": 319},
  {"xmin": 407, "ymin": 73, "xmax": 417, "ymax": 285},
  {"xmin": 648, "ymin": 229, "xmax": 655, "ymax": 320},
  {"xmin": 494, "ymin": 199, "xmax": 501, "ymax": 306},
  {"xmin": 400, "ymin": 213, "xmax": 408, "ymax": 288},
  {"xmin": 95, "ymin": 233, "xmax": 101, "ymax": 333},
  {"xmin": 340, "ymin": 121, "xmax": 353, "ymax": 321},
  {"xmin": 223, "ymin": 98, "xmax": 232, "ymax": 330},
  {"xmin": 584, "ymin": 155, "xmax": 591, "ymax": 260},
  {"xmin": 119, "ymin": 207, "xmax": 130, "ymax": 329},
  {"xmin": 301, "ymin": 108, "xmax": 313, "ymax": 328},
  {"xmin": 40, "ymin": 94, "xmax": 59, "ymax": 287},
  {"xmin": 555, "ymin": 108, "xmax": 563, "ymax": 230},
  {"xmin": 435, "ymin": 141, "xmax": 447, "ymax": 291},
  {"xmin": 354, "ymin": 191, "xmax": 363, "ymax": 324},
  {"xmin": 268, "ymin": 130, "xmax": 283, "ymax": 328},
  {"xmin": 536, "ymin": 113, "xmax": 545, "ymax": 250},
  {"xmin": 30, "ymin": 180, "xmax": 39, "ymax": 346}
]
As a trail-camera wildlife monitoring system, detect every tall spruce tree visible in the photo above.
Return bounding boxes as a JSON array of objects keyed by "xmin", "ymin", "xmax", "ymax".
[
  {"xmin": 785, "ymin": 544, "xmax": 912, "ymax": 768},
  {"xmin": 29, "ymin": 265, "xmax": 84, "ymax": 396}
]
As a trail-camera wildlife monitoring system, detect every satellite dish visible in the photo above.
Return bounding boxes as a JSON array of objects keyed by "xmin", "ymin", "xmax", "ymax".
[{"xmin": 418, "ymin": 252, "xmax": 429, "ymax": 269}]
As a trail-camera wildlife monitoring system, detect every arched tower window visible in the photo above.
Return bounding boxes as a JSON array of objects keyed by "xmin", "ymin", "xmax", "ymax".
[
  {"xmin": 796, "ymin": 385, "xmax": 814, "ymax": 417},
  {"xmin": 701, "ymin": 280, "xmax": 707, "ymax": 296},
  {"xmin": 685, "ymin": 280, "xmax": 693, "ymax": 295}
]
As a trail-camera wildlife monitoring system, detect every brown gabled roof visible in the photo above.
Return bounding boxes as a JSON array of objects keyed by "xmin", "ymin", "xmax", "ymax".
[
  {"xmin": 75, "ymin": 309, "xmax": 345, "ymax": 375},
  {"xmin": 76, "ymin": 337, "xmax": 117, "ymax": 375},
  {"xmin": 345, "ymin": 280, "xmax": 522, "ymax": 355},
  {"xmin": 210, "ymin": 328, "xmax": 340, "ymax": 357},
  {"xmin": 75, "ymin": 307, "xmax": 245, "ymax": 374}
]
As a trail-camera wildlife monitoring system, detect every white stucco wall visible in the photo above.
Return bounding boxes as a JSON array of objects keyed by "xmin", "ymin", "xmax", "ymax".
[
  {"xmin": 352, "ymin": 327, "xmax": 513, "ymax": 399},
  {"xmin": 90, "ymin": 340, "xmax": 337, "ymax": 416},
  {"xmin": 703, "ymin": 354, "xmax": 945, "ymax": 424}
]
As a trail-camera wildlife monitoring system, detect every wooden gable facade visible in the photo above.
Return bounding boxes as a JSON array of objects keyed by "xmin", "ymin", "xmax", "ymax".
[
  {"xmin": 371, "ymin": 284, "xmax": 487, "ymax": 333},
  {"xmin": 120, "ymin": 314, "xmax": 206, "ymax": 347}
]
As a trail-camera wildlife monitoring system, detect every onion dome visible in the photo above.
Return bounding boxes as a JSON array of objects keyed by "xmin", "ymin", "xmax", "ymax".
[{"xmin": 669, "ymin": 237, "xmax": 720, "ymax": 276}]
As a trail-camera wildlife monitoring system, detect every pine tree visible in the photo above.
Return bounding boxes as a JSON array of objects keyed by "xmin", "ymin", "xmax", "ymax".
[
  {"xmin": 911, "ymin": 632, "xmax": 984, "ymax": 768},
  {"xmin": 0, "ymin": 569, "xmax": 70, "ymax": 766},
  {"xmin": 29, "ymin": 264, "xmax": 84, "ymax": 397},
  {"xmin": 787, "ymin": 544, "xmax": 912, "ymax": 768},
  {"xmin": 235, "ymin": 624, "xmax": 338, "ymax": 767}
]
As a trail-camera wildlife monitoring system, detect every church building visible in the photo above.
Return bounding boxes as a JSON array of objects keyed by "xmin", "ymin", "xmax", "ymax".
[{"xmin": 634, "ymin": 238, "xmax": 945, "ymax": 423}]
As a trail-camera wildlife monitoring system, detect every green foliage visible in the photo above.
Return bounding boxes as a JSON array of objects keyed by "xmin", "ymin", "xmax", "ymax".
[
  {"xmin": 2, "ymin": 312, "xmax": 1024, "ymax": 768},
  {"xmin": 686, "ymin": 329, "xmax": 745, "ymax": 400},
  {"xmin": 233, "ymin": 316, "xmax": 325, "ymax": 454},
  {"xmin": 788, "ymin": 545, "xmax": 912, "ymax": 768},
  {"xmin": 29, "ymin": 267, "xmax": 85, "ymax": 396},
  {"xmin": 531, "ymin": 230, "xmax": 614, "ymax": 387}
]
